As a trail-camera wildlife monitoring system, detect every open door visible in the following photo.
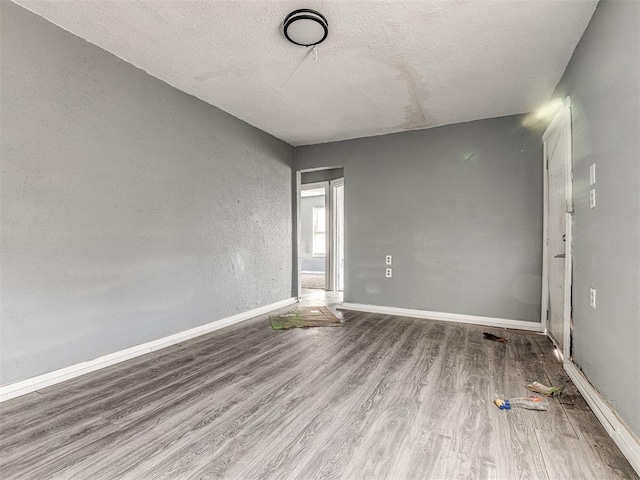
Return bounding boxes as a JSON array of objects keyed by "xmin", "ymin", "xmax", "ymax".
[
  {"xmin": 542, "ymin": 97, "xmax": 573, "ymax": 359},
  {"xmin": 330, "ymin": 178, "xmax": 344, "ymax": 292}
]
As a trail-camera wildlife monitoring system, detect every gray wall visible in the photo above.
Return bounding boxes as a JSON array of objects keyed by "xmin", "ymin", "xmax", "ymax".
[
  {"xmin": 552, "ymin": 0, "xmax": 640, "ymax": 436},
  {"xmin": 300, "ymin": 195, "xmax": 326, "ymax": 272},
  {"xmin": 301, "ymin": 168, "xmax": 344, "ymax": 185},
  {"xmin": 296, "ymin": 115, "xmax": 543, "ymax": 322},
  {"xmin": 0, "ymin": 2, "xmax": 293, "ymax": 385}
]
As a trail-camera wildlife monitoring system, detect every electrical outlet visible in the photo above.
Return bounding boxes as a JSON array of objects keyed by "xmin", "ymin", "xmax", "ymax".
[
  {"xmin": 590, "ymin": 288, "xmax": 596, "ymax": 309},
  {"xmin": 590, "ymin": 189, "xmax": 596, "ymax": 209},
  {"xmin": 385, "ymin": 255, "xmax": 392, "ymax": 265},
  {"xmin": 589, "ymin": 163, "xmax": 596, "ymax": 186},
  {"xmin": 385, "ymin": 268, "xmax": 392, "ymax": 278}
]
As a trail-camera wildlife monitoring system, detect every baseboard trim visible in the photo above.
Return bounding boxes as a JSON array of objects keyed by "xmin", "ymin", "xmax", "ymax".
[
  {"xmin": 339, "ymin": 303, "xmax": 542, "ymax": 332},
  {"xmin": 564, "ymin": 360, "xmax": 640, "ymax": 475},
  {"xmin": 0, "ymin": 297, "xmax": 297, "ymax": 403}
]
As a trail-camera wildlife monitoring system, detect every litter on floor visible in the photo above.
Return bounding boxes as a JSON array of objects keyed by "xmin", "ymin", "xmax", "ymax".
[
  {"xmin": 270, "ymin": 306, "xmax": 343, "ymax": 330},
  {"xmin": 483, "ymin": 332, "xmax": 509, "ymax": 343}
]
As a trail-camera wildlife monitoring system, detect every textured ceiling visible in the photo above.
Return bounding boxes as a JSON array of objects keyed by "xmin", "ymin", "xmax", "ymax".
[{"xmin": 14, "ymin": 0, "xmax": 598, "ymax": 146}]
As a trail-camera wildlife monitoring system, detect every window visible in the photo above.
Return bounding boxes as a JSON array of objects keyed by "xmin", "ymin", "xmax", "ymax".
[{"xmin": 312, "ymin": 206, "xmax": 325, "ymax": 257}]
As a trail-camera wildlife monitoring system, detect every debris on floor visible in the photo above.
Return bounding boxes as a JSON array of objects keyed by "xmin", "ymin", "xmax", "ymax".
[
  {"xmin": 494, "ymin": 395, "xmax": 549, "ymax": 411},
  {"xmin": 526, "ymin": 381, "xmax": 565, "ymax": 397},
  {"xmin": 270, "ymin": 306, "xmax": 343, "ymax": 330},
  {"xmin": 483, "ymin": 332, "xmax": 509, "ymax": 343}
]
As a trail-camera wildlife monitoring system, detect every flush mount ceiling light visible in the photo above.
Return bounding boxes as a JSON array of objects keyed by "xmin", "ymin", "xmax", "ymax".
[{"xmin": 283, "ymin": 9, "xmax": 328, "ymax": 47}]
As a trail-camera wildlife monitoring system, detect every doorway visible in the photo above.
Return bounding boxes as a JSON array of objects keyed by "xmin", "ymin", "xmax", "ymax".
[
  {"xmin": 300, "ymin": 183, "xmax": 328, "ymax": 291},
  {"xmin": 542, "ymin": 97, "xmax": 573, "ymax": 359},
  {"xmin": 297, "ymin": 168, "xmax": 344, "ymax": 298}
]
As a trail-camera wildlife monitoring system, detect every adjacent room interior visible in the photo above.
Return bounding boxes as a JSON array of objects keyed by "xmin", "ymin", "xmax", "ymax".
[
  {"xmin": 299, "ymin": 167, "xmax": 345, "ymax": 293},
  {"xmin": 1, "ymin": 0, "xmax": 639, "ymax": 478}
]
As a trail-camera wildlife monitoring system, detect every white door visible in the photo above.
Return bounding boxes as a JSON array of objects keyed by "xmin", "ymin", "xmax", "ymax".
[
  {"xmin": 543, "ymin": 100, "xmax": 573, "ymax": 356},
  {"xmin": 335, "ymin": 182, "xmax": 344, "ymax": 291},
  {"xmin": 330, "ymin": 178, "xmax": 345, "ymax": 292}
]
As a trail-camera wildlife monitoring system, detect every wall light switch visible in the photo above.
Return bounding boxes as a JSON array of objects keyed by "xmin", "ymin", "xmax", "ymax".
[
  {"xmin": 590, "ymin": 189, "xmax": 596, "ymax": 209},
  {"xmin": 589, "ymin": 163, "xmax": 596, "ymax": 186},
  {"xmin": 385, "ymin": 255, "xmax": 392, "ymax": 265},
  {"xmin": 590, "ymin": 288, "xmax": 596, "ymax": 309},
  {"xmin": 385, "ymin": 268, "xmax": 392, "ymax": 278}
]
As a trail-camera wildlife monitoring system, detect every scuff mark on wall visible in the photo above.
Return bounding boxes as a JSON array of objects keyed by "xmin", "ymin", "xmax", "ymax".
[{"xmin": 229, "ymin": 252, "xmax": 246, "ymax": 276}]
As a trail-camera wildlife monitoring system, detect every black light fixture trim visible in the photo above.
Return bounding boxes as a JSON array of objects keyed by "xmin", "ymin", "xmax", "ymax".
[{"xmin": 283, "ymin": 9, "xmax": 329, "ymax": 47}]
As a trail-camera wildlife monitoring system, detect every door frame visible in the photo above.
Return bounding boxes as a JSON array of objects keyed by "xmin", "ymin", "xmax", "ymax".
[
  {"xmin": 299, "ymin": 180, "xmax": 330, "ymax": 294},
  {"xmin": 329, "ymin": 177, "xmax": 344, "ymax": 291},
  {"xmin": 541, "ymin": 96, "xmax": 573, "ymax": 360}
]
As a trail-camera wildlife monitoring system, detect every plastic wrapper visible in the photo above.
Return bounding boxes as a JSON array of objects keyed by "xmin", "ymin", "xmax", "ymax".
[{"xmin": 494, "ymin": 395, "xmax": 549, "ymax": 411}]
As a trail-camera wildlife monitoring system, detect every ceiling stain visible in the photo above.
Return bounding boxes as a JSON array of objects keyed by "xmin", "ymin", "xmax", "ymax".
[
  {"xmin": 389, "ymin": 56, "xmax": 437, "ymax": 131},
  {"xmin": 397, "ymin": 61, "xmax": 438, "ymax": 130},
  {"xmin": 371, "ymin": 17, "xmax": 437, "ymax": 132}
]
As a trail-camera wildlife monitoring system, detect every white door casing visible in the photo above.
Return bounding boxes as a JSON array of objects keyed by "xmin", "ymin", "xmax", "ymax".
[{"xmin": 542, "ymin": 97, "xmax": 573, "ymax": 359}]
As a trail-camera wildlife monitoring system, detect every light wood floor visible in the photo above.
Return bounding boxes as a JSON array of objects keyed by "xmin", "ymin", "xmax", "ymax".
[{"xmin": 0, "ymin": 299, "xmax": 636, "ymax": 479}]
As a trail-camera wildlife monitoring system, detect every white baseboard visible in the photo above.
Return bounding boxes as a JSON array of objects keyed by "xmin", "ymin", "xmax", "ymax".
[
  {"xmin": 0, "ymin": 297, "xmax": 297, "ymax": 403},
  {"xmin": 564, "ymin": 360, "xmax": 640, "ymax": 475},
  {"xmin": 339, "ymin": 303, "xmax": 542, "ymax": 332}
]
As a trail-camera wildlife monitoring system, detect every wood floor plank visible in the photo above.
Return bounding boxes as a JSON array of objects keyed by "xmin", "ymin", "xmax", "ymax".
[
  {"xmin": 135, "ymin": 314, "xmax": 407, "ymax": 479},
  {"xmin": 0, "ymin": 304, "xmax": 636, "ymax": 480},
  {"xmin": 531, "ymin": 341, "xmax": 638, "ymax": 479},
  {"xmin": 36, "ymin": 341, "xmax": 326, "ymax": 477},
  {"xmin": 0, "ymin": 418, "xmax": 121, "ymax": 480},
  {"xmin": 45, "ymin": 312, "xmax": 377, "ymax": 479}
]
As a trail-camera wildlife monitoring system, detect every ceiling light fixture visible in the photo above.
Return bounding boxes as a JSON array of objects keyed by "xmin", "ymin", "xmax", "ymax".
[{"xmin": 283, "ymin": 9, "xmax": 328, "ymax": 47}]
